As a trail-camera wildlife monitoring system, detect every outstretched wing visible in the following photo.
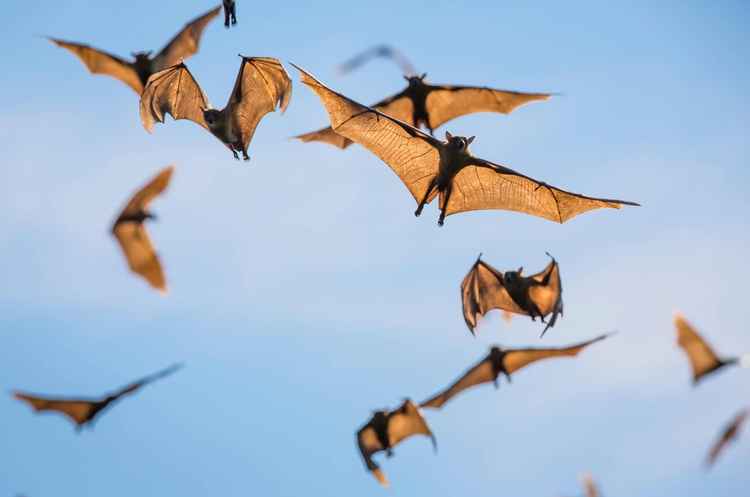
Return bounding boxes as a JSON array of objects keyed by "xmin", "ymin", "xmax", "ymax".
[
  {"xmin": 528, "ymin": 255, "xmax": 563, "ymax": 333},
  {"xmin": 503, "ymin": 334, "xmax": 610, "ymax": 375},
  {"xmin": 706, "ymin": 409, "xmax": 749, "ymax": 467},
  {"xmin": 338, "ymin": 45, "xmax": 417, "ymax": 76},
  {"xmin": 461, "ymin": 257, "xmax": 523, "ymax": 335},
  {"xmin": 294, "ymin": 64, "xmax": 442, "ymax": 203},
  {"xmin": 153, "ymin": 6, "xmax": 222, "ymax": 70},
  {"xmin": 112, "ymin": 223, "xmax": 166, "ymax": 293},
  {"xmin": 420, "ymin": 355, "xmax": 496, "ymax": 409},
  {"xmin": 356, "ymin": 424, "xmax": 389, "ymax": 487},
  {"xmin": 387, "ymin": 400, "xmax": 437, "ymax": 449},
  {"xmin": 48, "ymin": 38, "xmax": 142, "ymax": 94},
  {"xmin": 425, "ymin": 85, "xmax": 551, "ymax": 130},
  {"xmin": 116, "ymin": 166, "xmax": 174, "ymax": 221},
  {"xmin": 13, "ymin": 392, "xmax": 95, "ymax": 426},
  {"xmin": 140, "ymin": 63, "xmax": 210, "ymax": 133},
  {"xmin": 445, "ymin": 158, "xmax": 639, "ymax": 222},
  {"xmin": 227, "ymin": 57, "xmax": 292, "ymax": 150},
  {"xmin": 674, "ymin": 314, "xmax": 725, "ymax": 383},
  {"xmin": 108, "ymin": 363, "xmax": 183, "ymax": 400}
]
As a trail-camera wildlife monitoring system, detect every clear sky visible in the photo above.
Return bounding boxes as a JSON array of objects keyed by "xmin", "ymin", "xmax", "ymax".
[{"xmin": 1, "ymin": 1, "xmax": 748, "ymax": 496}]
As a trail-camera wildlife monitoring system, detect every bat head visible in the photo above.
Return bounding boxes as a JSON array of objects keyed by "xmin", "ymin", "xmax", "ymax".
[
  {"xmin": 202, "ymin": 109, "xmax": 222, "ymax": 128},
  {"xmin": 444, "ymin": 132, "xmax": 475, "ymax": 152},
  {"xmin": 403, "ymin": 73, "xmax": 427, "ymax": 85},
  {"xmin": 503, "ymin": 269, "xmax": 523, "ymax": 286},
  {"xmin": 131, "ymin": 51, "xmax": 153, "ymax": 62}
]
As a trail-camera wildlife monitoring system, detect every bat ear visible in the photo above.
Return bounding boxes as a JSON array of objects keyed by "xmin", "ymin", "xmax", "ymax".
[
  {"xmin": 420, "ymin": 73, "xmax": 427, "ymax": 80},
  {"xmin": 403, "ymin": 75, "xmax": 410, "ymax": 81},
  {"xmin": 445, "ymin": 131, "xmax": 453, "ymax": 141},
  {"xmin": 517, "ymin": 266, "xmax": 523, "ymax": 274},
  {"xmin": 467, "ymin": 136, "xmax": 475, "ymax": 145}
]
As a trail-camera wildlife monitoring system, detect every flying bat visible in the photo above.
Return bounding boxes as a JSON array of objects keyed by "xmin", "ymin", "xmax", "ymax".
[
  {"xmin": 674, "ymin": 313, "xmax": 747, "ymax": 385},
  {"xmin": 338, "ymin": 45, "xmax": 417, "ymax": 76},
  {"xmin": 13, "ymin": 363, "xmax": 182, "ymax": 431},
  {"xmin": 356, "ymin": 399, "xmax": 436, "ymax": 487},
  {"xmin": 293, "ymin": 65, "xmax": 638, "ymax": 226},
  {"xmin": 223, "ymin": 1, "xmax": 237, "ymax": 27},
  {"xmin": 580, "ymin": 473, "xmax": 601, "ymax": 497},
  {"xmin": 141, "ymin": 56, "xmax": 291, "ymax": 161},
  {"xmin": 420, "ymin": 334, "xmax": 610, "ymax": 409},
  {"xmin": 462, "ymin": 252, "xmax": 563, "ymax": 337},
  {"xmin": 706, "ymin": 408, "xmax": 749, "ymax": 468},
  {"xmin": 112, "ymin": 166, "xmax": 173, "ymax": 293},
  {"xmin": 48, "ymin": 6, "xmax": 220, "ymax": 95}
]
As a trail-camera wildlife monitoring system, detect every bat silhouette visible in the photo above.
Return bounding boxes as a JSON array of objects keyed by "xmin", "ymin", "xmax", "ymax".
[
  {"xmin": 296, "ymin": 71, "xmax": 550, "ymax": 147},
  {"xmin": 462, "ymin": 252, "xmax": 563, "ymax": 337},
  {"xmin": 356, "ymin": 399, "xmax": 437, "ymax": 487},
  {"xmin": 112, "ymin": 166, "xmax": 173, "ymax": 294},
  {"xmin": 674, "ymin": 313, "xmax": 747, "ymax": 385},
  {"xmin": 13, "ymin": 363, "xmax": 182, "ymax": 431},
  {"xmin": 48, "ymin": 6, "xmax": 220, "ymax": 95},
  {"xmin": 141, "ymin": 56, "xmax": 291, "ymax": 161},
  {"xmin": 420, "ymin": 334, "xmax": 610, "ymax": 409},
  {"xmin": 338, "ymin": 45, "xmax": 417, "ymax": 76},
  {"xmin": 223, "ymin": 1, "xmax": 237, "ymax": 27},
  {"xmin": 706, "ymin": 408, "xmax": 748, "ymax": 468},
  {"xmin": 294, "ymin": 65, "xmax": 638, "ymax": 226}
]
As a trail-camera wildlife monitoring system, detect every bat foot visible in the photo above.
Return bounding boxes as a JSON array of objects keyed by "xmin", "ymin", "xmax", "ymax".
[
  {"xmin": 231, "ymin": 150, "xmax": 240, "ymax": 160},
  {"xmin": 437, "ymin": 218, "xmax": 445, "ymax": 226},
  {"xmin": 414, "ymin": 207, "xmax": 423, "ymax": 217},
  {"xmin": 243, "ymin": 154, "xmax": 250, "ymax": 161}
]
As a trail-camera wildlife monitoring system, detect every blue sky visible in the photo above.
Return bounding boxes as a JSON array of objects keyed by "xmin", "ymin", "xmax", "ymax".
[{"xmin": 1, "ymin": 1, "xmax": 748, "ymax": 496}]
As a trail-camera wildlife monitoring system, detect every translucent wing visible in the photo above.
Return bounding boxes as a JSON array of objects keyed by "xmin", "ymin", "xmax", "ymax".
[
  {"xmin": 527, "ymin": 255, "xmax": 563, "ymax": 333},
  {"xmin": 387, "ymin": 400, "xmax": 436, "ymax": 449},
  {"xmin": 503, "ymin": 334, "xmax": 609, "ymax": 375},
  {"xmin": 706, "ymin": 409, "xmax": 749, "ymax": 467},
  {"xmin": 112, "ymin": 223, "xmax": 167, "ymax": 293},
  {"xmin": 338, "ymin": 45, "xmax": 417, "ymax": 76},
  {"xmin": 356, "ymin": 424, "xmax": 389, "ymax": 486},
  {"xmin": 116, "ymin": 166, "xmax": 174, "ymax": 220},
  {"xmin": 153, "ymin": 6, "xmax": 222, "ymax": 70},
  {"xmin": 13, "ymin": 393, "xmax": 95, "ymax": 426},
  {"xmin": 460, "ymin": 257, "xmax": 523, "ymax": 335},
  {"xmin": 420, "ymin": 356, "xmax": 496, "ymax": 409},
  {"xmin": 674, "ymin": 314, "xmax": 726, "ymax": 383},
  {"xmin": 140, "ymin": 63, "xmax": 209, "ymax": 133}
]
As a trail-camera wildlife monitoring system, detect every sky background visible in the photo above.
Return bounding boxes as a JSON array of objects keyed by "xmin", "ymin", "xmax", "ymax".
[{"xmin": 1, "ymin": 1, "xmax": 749, "ymax": 496}]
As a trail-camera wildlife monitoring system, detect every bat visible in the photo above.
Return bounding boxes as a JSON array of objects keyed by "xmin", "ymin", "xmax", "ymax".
[
  {"xmin": 674, "ymin": 313, "xmax": 746, "ymax": 384},
  {"xmin": 140, "ymin": 56, "xmax": 291, "ymax": 161},
  {"xmin": 706, "ymin": 408, "xmax": 749, "ymax": 468},
  {"xmin": 13, "ymin": 363, "xmax": 182, "ymax": 431},
  {"xmin": 461, "ymin": 252, "xmax": 563, "ymax": 337},
  {"xmin": 356, "ymin": 399, "xmax": 437, "ymax": 487},
  {"xmin": 581, "ymin": 473, "xmax": 601, "ymax": 497},
  {"xmin": 420, "ymin": 334, "xmax": 610, "ymax": 409},
  {"xmin": 295, "ymin": 72, "xmax": 550, "ymax": 146},
  {"xmin": 223, "ymin": 0, "xmax": 237, "ymax": 27},
  {"xmin": 111, "ymin": 166, "xmax": 174, "ymax": 294},
  {"xmin": 48, "ymin": 6, "xmax": 221, "ymax": 95},
  {"xmin": 338, "ymin": 45, "xmax": 417, "ymax": 76},
  {"xmin": 293, "ymin": 65, "xmax": 639, "ymax": 226}
]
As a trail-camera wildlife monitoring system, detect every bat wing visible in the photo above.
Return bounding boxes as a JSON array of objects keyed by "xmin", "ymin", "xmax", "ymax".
[
  {"xmin": 581, "ymin": 474, "xmax": 600, "ymax": 497},
  {"xmin": 294, "ymin": 64, "xmax": 442, "ymax": 204},
  {"xmin": 115, "ymin": 166, "xmax": 174, "ymax": 220},
  {"xmin": 226, "ymin": 57, "xmax": 292, "ymax": 150},
  {"xmin": 48, "ymin": 38, "xmax": 142, "ymax": 94},
  {"xmin": 387, "ymin": 400, "xmax": 436, "ymax": 449},
  {"xmin": 706, "ymin": 409, "xmax": 749, "ymax": 467},
  {"xmin": 527, "ymin": 255, "xmax": 563, "ymax": 333},
  {"xmin": 338, "ymin": 45, "xmax": 416, "ymax": 76},
  {"xmin": 140, "ymin": 63, "xmax": 210, "ymax": 133},
  {"xmin": 107, "ymin": 363, "xmax": 183, "ymax": 400},
  {"xmin": 112, "ymin": 223, "xmax": 166, "ymax": 293},
  {"xmin": 356, "ymin": 424, "xmax": 389, "ymax": 486},
  {"xmin": 504, "ymin": 334, "xmax": 610, "ymax": 375},
  {"xmin": 674, "ymin": 314, "xmax": 725, "ymax": 383},
  {"xmin": 425, "ymin": 85, "xmax": 551, "ymax": 130},
  {"xmin": 153, "ymin": 6, "xmax": 222, "ymax": 70},
  {"xmin": 420, "ymin": 356, "xmax": 496, "ymax": 409},
  {"xmin": 445, "ymin": 158, "xmax": 639, "ymax": 222},
  {"xmin": 13, "ymin": 392, "xmax": 95, "ymax": 426},
  {"xmin": 461, "ymin": 257, "xmax": 523, "ymax": 334}
]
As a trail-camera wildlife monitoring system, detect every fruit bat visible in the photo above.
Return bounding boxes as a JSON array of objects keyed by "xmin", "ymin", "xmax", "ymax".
[
  {"xmin": 706, "ymin": 408, "xmax": 749, "ymax": 468},
  {"xmin": 48, "ymin": 6, "xmax": 220, "ymax": 95},
  {"xmin": 420, "ymin": 334, "xmax": 610, "ymax": 409},
  {"xmin": 293, "ymin": 65, "xmax": 638, "ymax": 226},
  {"xmin": 223, "ymin": 0, "xmax": 237, "ymax": 27},
  {"xmin": 338, "ymin": 45, "xmax": 417, "ymax": 76},
  {"xmin": 356, "ymin": 399, "xmax": 437, "ymax": 487},
  {"xmin": 674, "ymin": 313, "xmax": 747, "ymax": 385},
  {"xmin": 112, "ymin": 166, "xmax": 173, "ymax": 294},
  {"xmin": 13, "ymin": 363, "xmax": 182, "ymax": 431},
  {"xmin": 581, "ymin": 473, "xmax": 601, "ymax": 497},
  {"xmin": 141, "ymin": 56, "xmax": 291, "ymax": 161},
  {"xmin": 462, "ymin": 252, "xmax": 563, "ymax": 337}
]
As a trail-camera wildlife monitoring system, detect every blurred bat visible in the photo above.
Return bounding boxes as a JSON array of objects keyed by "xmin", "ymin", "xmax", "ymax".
[
  {"xmin": 112, "ymin": 166, "xmax": 173, "ymax": 293},
  {"xmin": 223, "ymin": 0, "xmax": 237, "ymax": 27},
  {"xmin": 141, "ymin": 56, "xmax": 291, "ymax": 161},
  {"xmin": 581, "ymin": 473, "xmax": 601, "ymax": 497},
  {"xmin": 338, "ymin": 45, "xmax": 416, "ymax": 76},
  {"xmin": 13, "ymin": 364, "xmax": 182, "ymax": 431},
  {"xmin": 674, "ymin": 313, "xmax": 747, "ymax": 384},
  {"xmin": 420, "ymin": 334, "xmax": 610, "ymax": 409},
  {"xmin": 48, "ymin": 6, "xmax": 220, "ymax": 94},
  {"xmin": 294, "ymin": 65, "xmax": 638, "ymax": 226},
  {"xmin": 706, "ymin": 408, "xmax": 749, "ymax": 468},
  {"xmin": 356, "ymin": 399, "xmax": 436, "ymax": 487},
  {"xmin": 462, "ymin": 253, "xmax": 563, "ymax": 337}
]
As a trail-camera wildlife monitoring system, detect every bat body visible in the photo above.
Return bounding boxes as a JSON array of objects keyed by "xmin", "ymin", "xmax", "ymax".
[
  {"xmin": 13, "ymin": 364, "xmax": 182, "ymax": 430},
  {"xmin": 674, "ymin": 313, "xmax": 740, "ymax": 384},
  {"xmin": 294, "ymin": 65, "xmax": 638, "ymax": 226},
  {"xmin": 338, "ymin": 45, "xmax": 417, "ymax": 76},
  {"xmin": 462, "ymin": 253, "xmax": 563, "ymax": 336},
  {"xmin": 48, "ymin": 6, "xmax": 220, "ymax": 94},
  {"xmin": 706, "ymin": 409, "xmax": 749, "ymax": 467},
  {"xmin": 296, "ymin": 73, "xmax": 550, "ymax": 147},
  {"xmin": 356, "ymin": 399, "xmax": 436, "ymax": 487},
  {"xmin": 112, "ymin": 166, "xmax": 173, "ymax": 293},
  {"xmin": 141, "ymin": 56, "xmax": 291, "ymax": 161},
  {"xmin": 223, "ymin": 0, "xmax": 237, "ymax": 27},
  {"xmin": 421, "ymin": 334, "xmax": 610, "ymax": 409}
]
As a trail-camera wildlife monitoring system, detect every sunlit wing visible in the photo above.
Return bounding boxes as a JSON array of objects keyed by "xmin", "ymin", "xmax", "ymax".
[
  {"xmin": 706, "ymin": 409, "xmax": 748, "ymax": 467},
  {"xmin": 420, "ymin": 358, "xmax": 495, "ymax": 409},
  {"xmin": 117, "ymin": 166, "xmax": 174, "ymax": 219},
  {"xmin": 504, "ymin": 335, "xmax": 609, "ymax": 374},
  {"xmin": 48, "ymin": 38, "xmax": 142, "ymax": 93},
  {"xmin": 674, "ymin": 314, "xmax": 724, "ymax": 382},
  {"xmin": 13, "ymin": 392, "xmax": 95, "ymax": 426},
  {"xmin": 461, "ymin": 258, "xmax": 523, "ymax": 334},
  {"xmin": 112, "ymin": 223, "xmax": 167, "ymax": 293},
  {"xmin": 527, "ymin": 256, "xmax": 562, "ymax": 316},
  {"xmin": 153, "ymin": 5, "xmax": 222, "ymax": 70},
  {"xmin": 387, "ymin": 401, "xmax": 436, "ymax": 449},
  {"xmin": 140, "ymin": 63, "xmax": 210, "ymax": 132}
]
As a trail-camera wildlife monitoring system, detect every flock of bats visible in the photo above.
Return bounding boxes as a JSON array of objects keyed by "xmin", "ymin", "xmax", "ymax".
[{"xmin": 12, "ymin": 2, "xmax": 747, "ymax": 493}]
